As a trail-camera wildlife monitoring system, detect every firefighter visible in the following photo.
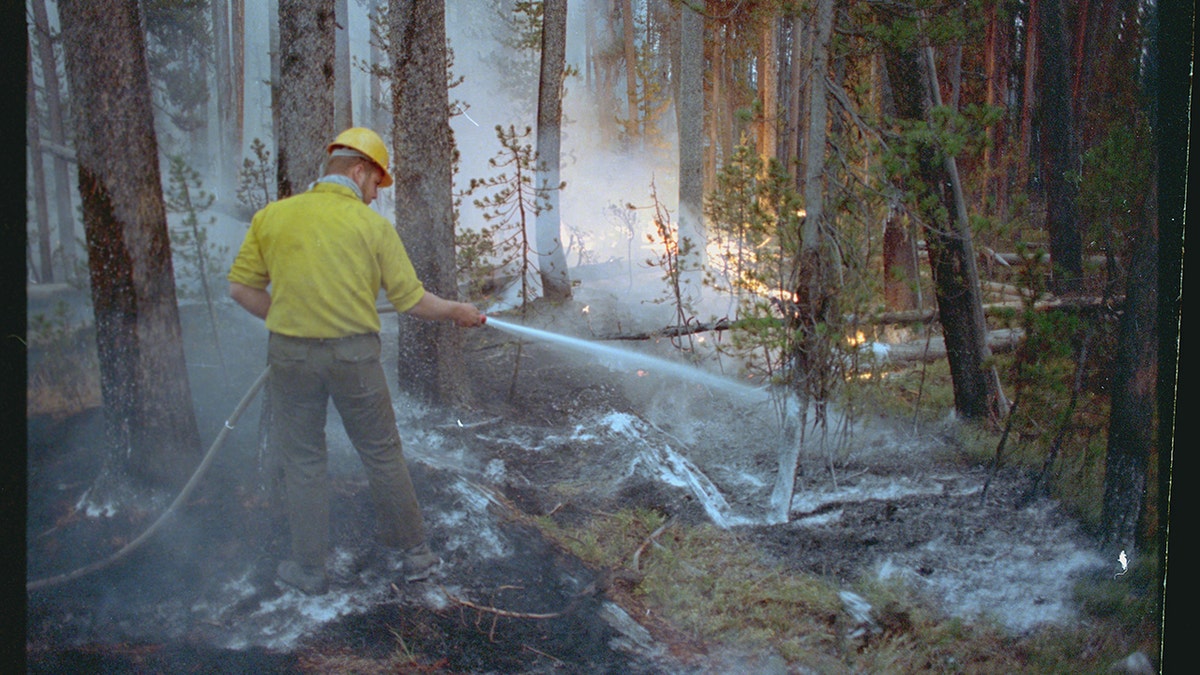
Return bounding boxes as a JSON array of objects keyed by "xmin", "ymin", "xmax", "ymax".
[{"xmin": 228, "ymin": 127, "xmax": 485, "ymax": 594}]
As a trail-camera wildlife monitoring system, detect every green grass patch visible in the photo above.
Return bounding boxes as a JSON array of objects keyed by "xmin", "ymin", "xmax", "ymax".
[{"xmin": 535, "ymin": 503, "xmax": 1159, "ymax": 672}]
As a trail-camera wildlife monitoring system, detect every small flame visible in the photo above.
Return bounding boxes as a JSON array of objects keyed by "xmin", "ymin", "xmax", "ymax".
[
  {"xmin": 636, "ymin": 369, "xmax": 648, "ymax": 377},
  {"xmin": 581, "ymin": 305, "xmax": 590, "ymax": 314}
]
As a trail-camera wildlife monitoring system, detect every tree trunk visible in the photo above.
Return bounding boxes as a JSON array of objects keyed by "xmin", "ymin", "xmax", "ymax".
[
  {"xmin": 31, "ymin": 0, "xmax": 78, "ymax": 281},
  {"xmin": 391, "ymin": 0, "xmax": 470, "ymax": 407},
  {"xmin": 879, "ymin": 9, "xmax": 1004, "ymax": 422},
  {"xmin": 535, "ymin": 0, "xmax": 572, "ymax": 301},
  {"xmin": 232, "ymin": 0, "xmax": 245, "ymax": 165},
  {"xmin": 58, "ymin": 0, "xmax": 201, "ymax": 487},
  {"xmin": 212, "ymin": 0, "xmax": 238, "ymax": 201},
  {"xmin": 269, "ymin": 0, "xmax": 281, "ymax": 158},
  {"xmin": 1101, "ymin": 172, "xmax": 1158, "ymax": 555},
  {"xmin": 334, "ymin": 0, "xmax": 354, "ymax": 130},
  {"xmin": 983, "ymin": 2, "xmax": 1010, "ymax": 221},
  {"xmin": 882, "ymin": 212, "xmax": 920, "ymax": 311},
  {"xmin": 676, "ymin": 0, "xmax": 706, "ymax": 268},
  {"xmin": 755, "ymin": 11, "xmax": 778, "ymax": 167},
  {"xmin": 27, "ymin": 45, "xmax": 54, "ymax": 283},
  {"xmin": 621, "ymin": 0, "xmax": 639, "ymax": 147},
  {"xmin": 1019, "ymin": 0, "xmax": 1039, "ymax": 188},
  {"xmin": 782, "ymin": 16, "xmax": 805, "ymax": 174},
  {"xmin": 1037, "ymin": 0, "xmax": 1083, "ymax": 294},
  {"xmin": 368, "ymin": 2, "xmax": 385, "ymax": 129},
  {"xmin": 276, "ymin": 0, "xmax": 337, "ymax": 197}
]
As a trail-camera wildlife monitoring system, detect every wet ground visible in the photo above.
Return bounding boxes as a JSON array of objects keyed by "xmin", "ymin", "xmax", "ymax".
[{"xmin": 25, "ymin": 278, "xmax": 1114, "ymax": 673}]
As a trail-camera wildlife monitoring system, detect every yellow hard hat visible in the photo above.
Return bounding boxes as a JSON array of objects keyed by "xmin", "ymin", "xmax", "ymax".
[{"xmin": 327, "ymin": 127, "xmax": 393, "ymax": 187}]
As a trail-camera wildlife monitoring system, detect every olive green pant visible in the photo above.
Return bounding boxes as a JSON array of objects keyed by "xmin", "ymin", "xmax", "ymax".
[{"xmin": 267, "ymin": 332, "xmax": 427, "ymax": 570}]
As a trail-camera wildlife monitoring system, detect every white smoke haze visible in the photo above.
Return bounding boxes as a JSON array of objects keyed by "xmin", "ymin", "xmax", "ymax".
[{"xmin": 27, "ymin": 3, "xmax": 1124, "ymax": 668}]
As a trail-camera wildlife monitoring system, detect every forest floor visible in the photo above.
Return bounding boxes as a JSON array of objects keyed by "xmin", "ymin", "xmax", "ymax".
[{"xmin": 24, "ymin": 270, "xmax": 1143, "ymax": 673}]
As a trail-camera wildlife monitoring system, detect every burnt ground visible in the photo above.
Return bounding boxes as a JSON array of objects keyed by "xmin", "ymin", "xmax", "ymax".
[{"xmin": 24, "ymin": 278, "xmax": 1118, "ymax": 673}]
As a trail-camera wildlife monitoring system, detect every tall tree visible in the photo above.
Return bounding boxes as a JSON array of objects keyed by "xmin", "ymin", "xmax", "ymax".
[
  {"xmin": 1036, "ymin": 0, "xmax": 1083, "ymax": 293},
  {"xmin": 58, "ymin": 0, "xmax": 202, "ymax": 487},
  {"xmin": 535, "ymin": 0, "xmax": 572, "ymax": 300},
  {"xmin": 27, "ymin": 44, "xmax": 54, "ymax": 283},
  {"xmin": 878, "ymin": 7, "xmax": 1005, "ymax": 422},
  {"xmin": 620, "ymin": 0, "xmax": 640, "ymax": 146},
  {"xmin": 30, "ymin": 0, "xmax": 77, "ymax": 280},
  {"xmin": 276, "ymin": 0, "xmax": 336, "ymax": 197},
  {"xmin": 212, "ymin": 0, "xmax": 238, "ymax": 200},
  {"xmin": 676, "ymin": 0, "xmax": 706, "ymax": 266},
  {"xmin": 1101, "ymin": 155, "xmax": 1158, "ymax": 556},
  {"xmin": 334, "ymin": 0, "xmax": 354, "ymax": 129},
  {"xmin": 755, "ymin": 7, "xmax": 778, "ymax": 168},
  {"xmin": 391, "ymin": 0, "xmax": 470, "ymax": 406},
  {"xmin": 232, "ymin": 0, "xmax": 245, "ymax": 165},
  {"xmin": 142, "ymin": 0, "xmax": 211, "ymax": 162}
]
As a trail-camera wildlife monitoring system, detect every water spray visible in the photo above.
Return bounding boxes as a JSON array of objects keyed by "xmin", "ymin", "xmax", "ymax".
[{"xmin": 485, "ymin": 317, "xmax": 766, "ymax": 400}]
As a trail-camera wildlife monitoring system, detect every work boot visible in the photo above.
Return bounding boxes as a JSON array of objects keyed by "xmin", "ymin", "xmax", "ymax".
[
  {"xmin": 277, "ymin": 560, "xmax": 329, "ymax": 595},
  {"xmin": 402, "ymin": 543, "xmax": 442, "ymax": 583}
]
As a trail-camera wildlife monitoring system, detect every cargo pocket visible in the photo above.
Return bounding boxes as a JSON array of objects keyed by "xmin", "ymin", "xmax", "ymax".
[{"xmin": 269, "ymin": 334, "xmax": 310, "ymax": 365}]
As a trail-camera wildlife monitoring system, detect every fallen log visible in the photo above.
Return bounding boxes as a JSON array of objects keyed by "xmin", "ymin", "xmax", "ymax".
[{"xmin": 872, "ymin": 328, "xmax": 1026, "ymax": 364}]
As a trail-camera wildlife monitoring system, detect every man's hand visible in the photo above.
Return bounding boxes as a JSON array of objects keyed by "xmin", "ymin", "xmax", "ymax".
[
  {"xmin": 406, "ymin": 291, "xmax": 486, "ymax": 327},
  {"xmin": 452, "ymin": 303, "xmax": 486, "ymax": 328}
]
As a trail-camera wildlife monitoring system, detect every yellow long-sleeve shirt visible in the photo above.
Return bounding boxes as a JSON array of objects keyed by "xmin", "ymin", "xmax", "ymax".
[{"xmin": 228, "ymin": 182, "xmax": 425, "ymax": 338}]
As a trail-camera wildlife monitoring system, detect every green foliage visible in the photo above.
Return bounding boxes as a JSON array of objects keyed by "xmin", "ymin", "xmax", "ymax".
[
  {"xmin": 702, "ymin": 141, "xmax": 820, "ymax": 386},
  {"xmin": 1079, "ymin": 114, "xmax": 1154, "ymax": 269},
  {"xmin": 141, "ymin": 0, "xmax": 211, "ymax": 135},
  {"xmin": 464, "ymin": 124, "xmax": 559, "ymax": 308},
  {"xmin": 638, "ymin": 179, "xmax": 700, "ymax": 349},
  {"xmin": 455, "ymin": 226, "xmax": 501, "ymax": 304},
  {"xmin": 165, "ymin": 155, "xmax": 227, "ymax": 303},
  {"xmin": 236, "ymin": 138, "xmax": 275, "ymax": 215},
  {"xmin": 165, "ymin": 154, "xmax": 230, "ymax": 383}
]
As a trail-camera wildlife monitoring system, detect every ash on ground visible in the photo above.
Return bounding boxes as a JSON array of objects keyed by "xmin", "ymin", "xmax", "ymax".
[{"xmin": 26, "ymin": 277, "xmax": 1110, "ymax": 673}]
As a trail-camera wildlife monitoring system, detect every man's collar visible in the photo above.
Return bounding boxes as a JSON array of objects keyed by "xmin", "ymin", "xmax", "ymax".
[{"xmin": 310, "ymin": 174, "xmax": 363, "ymax": 201}]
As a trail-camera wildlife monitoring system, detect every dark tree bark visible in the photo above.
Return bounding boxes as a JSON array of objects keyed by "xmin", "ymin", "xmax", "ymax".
[
  {"xmin": 982, "ymin": 1, "xmax": 1011, "ymax": 221},
  {"xmin": 1018, "ymin": 0, "xmax": 1039, "ymax": 187},
  {"xmin": 31, "ymin": 0, "xmax": 78, "ymax": 280},
  {"xmin": 882, "ymin": 213, "xmax": 920, "ymax": 312},
  {"xmin": 232, "ymin": 0, "xmax": 245, "ymax": 162},
  {"xmin": 390, "ymin": 0, "xmax": 469, "ymax": 406},
  {"xmin": 878, "ymin": 8, "xmax": 1004, "ymax": 422},
  {"xmin": 535, "ymin": 0, "xmax": 572, "ymax": 301},
  {"xmin": 276, "ymin": 0, "xmax": 336, "ymax": 197},
  {"xmin": 1037, "ymin": 0, "xmax": 1083, "ymax": 294},
  {"xmin": 1101, "ymin": 169, "xmax": 1158, "ymax": 555},
  {"xmin": 58, "ymin": 0, "xmax": 201, "ymax": 487}
]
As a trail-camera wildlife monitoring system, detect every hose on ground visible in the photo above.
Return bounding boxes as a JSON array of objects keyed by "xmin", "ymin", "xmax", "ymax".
[{"xmin": 26, "ymin": 366, "xmax": 272, "ymax": 593}]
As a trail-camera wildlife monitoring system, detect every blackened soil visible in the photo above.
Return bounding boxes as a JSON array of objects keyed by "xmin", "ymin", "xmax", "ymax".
[
  {"xmin": 24, "ymin": 300, "xmax": 687, "ymax": 674},
  {"xmin": 25, "ymin": 297, "xmax": 1112, "ymax": 673}
]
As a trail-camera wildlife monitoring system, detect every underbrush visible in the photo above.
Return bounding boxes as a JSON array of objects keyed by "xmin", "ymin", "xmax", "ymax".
[
  {"xmin": 849, "ymin": 349, "xmax": 1118, "ymax": 534},
  {"xmin": 536, "ymin": 507, "xmax": 1159, "ymax": 673}
]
